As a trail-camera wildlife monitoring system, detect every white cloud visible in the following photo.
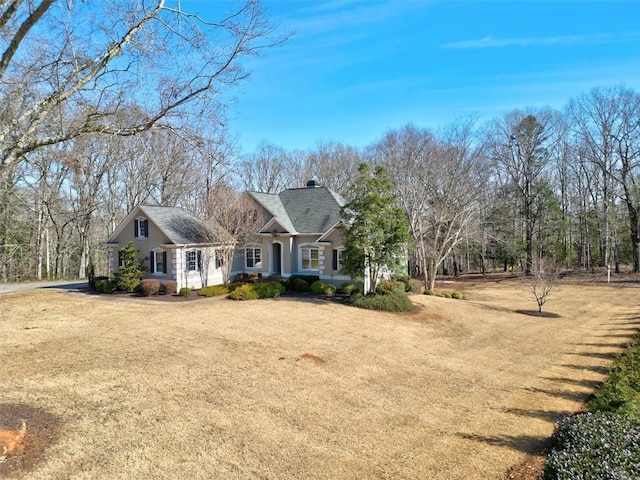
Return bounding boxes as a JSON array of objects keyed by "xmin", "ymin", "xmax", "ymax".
[{"xmin": 441, "ymin": 33, "xmax": 614, "ymax": 49}]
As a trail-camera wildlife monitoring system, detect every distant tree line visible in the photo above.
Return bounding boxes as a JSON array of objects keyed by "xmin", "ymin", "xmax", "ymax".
[{"xmin": 3, "ymin": 84, "xmax": 640, "ymax": 284}]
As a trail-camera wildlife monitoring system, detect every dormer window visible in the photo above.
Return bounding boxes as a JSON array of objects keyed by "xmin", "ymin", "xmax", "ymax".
[{"xmin": 135, "ymin": 218, "xmax": 148, "ymax": 238}]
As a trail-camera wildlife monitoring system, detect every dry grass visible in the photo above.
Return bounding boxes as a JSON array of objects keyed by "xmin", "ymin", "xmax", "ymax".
[{"xmin": 1, "ymin": 275, "xmax": 639, "ymax": 479}]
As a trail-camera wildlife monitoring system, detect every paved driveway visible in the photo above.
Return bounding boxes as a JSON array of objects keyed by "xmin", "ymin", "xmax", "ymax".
[{"xmin": 0, "ymin": 279, "xmax": 88, "ymax": 294}]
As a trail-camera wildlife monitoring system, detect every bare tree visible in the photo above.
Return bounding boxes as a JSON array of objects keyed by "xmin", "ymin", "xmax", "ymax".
[
  {"xmin": 374, "ymin": 121, "xmax": 483, "ymax": 291},
  {"xmin": 527, "ymin": 257, "xmax": 560, "ymax": 315},
  {"xmin": 204, "ymin": 184, "xmax": 262, "ymax": 284},
  {"xmin": 296, "ymin": 140, "xmax": 362, "ymax": 195},
  {"xmin": 0, "ymin": 0, "xmax": 286, "ymax": 180},
  {"xmin": 240, "ymin": 140, "xmax": 296, "ymax": 193}
]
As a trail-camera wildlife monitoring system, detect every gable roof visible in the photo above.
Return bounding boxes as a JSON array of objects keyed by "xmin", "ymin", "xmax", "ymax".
[
  {"xmin": 106, "ymin": 205, "xmax": 225, "ymax": 245},
  {"xmin": 249, "ymin": 185, "xmax": 346, "ymax": 235}
]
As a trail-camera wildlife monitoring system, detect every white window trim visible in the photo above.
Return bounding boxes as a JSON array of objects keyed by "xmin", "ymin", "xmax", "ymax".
[
  {"xmin": 300, "ymin": 245, "xmax": 320, "ymax": 271},
  {"xmin": 336, "ymin": 248, "xmax": 345, "ymax": 272},
  {"xmin": 151, "ymin": 249, "xmax": 165, "ymax": 275},
  {"xmin": 135, "ymin": 217, "xmax": 148, "ymax": 239},
  {"xmin": 245, "ymin": 245, "xmax": 262, "ymax": 270},
  {"xmin": 186, "ymin": 249, "xmax": 200, "ymax": 273}
]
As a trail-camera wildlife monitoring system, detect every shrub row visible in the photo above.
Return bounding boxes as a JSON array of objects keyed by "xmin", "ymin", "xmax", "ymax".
[
  {"xmin": 423, "ymin": 289, "xmax": 462, "ymax": 299},
  {"xmin": 228, "ymin": 281, "xmax": 285, "ymax": 301},
  {"xmin": 543, "ymin": 412, "xmax": 640, "ymax": 479},
  {"xmin": 587, "ymin": 335, "xmax": 640, "ymax": 418},
  {"xmin": 310, "ymin": 280, "xmax": 336, "ymax": 295},
  {"xmin": 198, "ymin": 285, "xmax": 230, "ymax": 297},
  {"xmin": 544, "ymin": 335, "xmax": 640, "ymax": 479}
]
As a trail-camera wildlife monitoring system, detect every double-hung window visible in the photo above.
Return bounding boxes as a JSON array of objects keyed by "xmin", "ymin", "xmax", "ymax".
[
  {"xmin": 333, "ymin": 249, "xmax": 344, "ymax": 272},
  {"xmin": 301, "ymin": 247, "xmax": 319, "ymax": 270},
  {"xmin": 151, "ymin": 250, "xmax": 167, "ymax": 274},
  {"xmin": 245, "ymin": 247, "xmax": 261, "ymax": 269},
  {"xmin": 186, "ymin": 250, "xmax": 201, "ymax": 272},
  {"xmin": 135, "ymin": 218, "xmax": 148, "ymax": 238}
]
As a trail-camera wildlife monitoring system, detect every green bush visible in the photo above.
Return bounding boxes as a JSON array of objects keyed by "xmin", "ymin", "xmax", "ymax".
[
  {"xmin": 198, "ymin": 285, "xmax": 229, "ymax": 297},
  {"xmin": 162, "ymin": 280, "xmax": 177, "ymax": 295},
  {"xmin": 114, "ymin": 242, "xmax": 146, "ymax": 292},
  {"xmin": 289, "ymin": 275, "xmax": 319, "ymax": 286},
  {"xmin": 310, "ymin": 280, "xmax": 337, "ymax": 295},
  {"xmin": 291, "ymin": 278, "xmax": 310, "ymax": 292},
  {"xmin": 375, "ymin": 280, "xmax": 406, "ymax": 296},
  {"xmin": 543, "ymin": 412, "xmax": 640, "ymax": 479},
  {"xmin": 452, "ymin": 292, "xmax": 463, "ymax": 300},
  {"xmin": 253, "ymin": 281, "xmax": 286, "ymax": 298},
  {"xmin": 228, "ymin": 284, "xmax": 260, "ymax": 301},
  {"xmin": 340, "ymin": 282, "xmax": 357, "ymax": 295},
  {"xmin": 352, "ymin": 292, "xmax": 414, "ymax": 312},
  {"xmin": 179, "ymin": 287, "xmax": 191, "ymax": 298},
  {"xmin": 587, "ymin": 337, "xmax": 640, "ymax": 418},
  {"xmin": 140, "ymin": 279, "xmax": 160, "ymax": 296},
  {"xmin": 440, "ymin": 291, "xmax": 452, "ymax": 299},
  {"xmin": 92, "ymin": 276, "xmax": 109, "ymax": 291},
  {"xmin": 95, "ymin": 279, "xmax": 115, "ymax": 294},
  {"xmin": 424, "ymin": 289, "xmax": 436, "ymax": 296}
]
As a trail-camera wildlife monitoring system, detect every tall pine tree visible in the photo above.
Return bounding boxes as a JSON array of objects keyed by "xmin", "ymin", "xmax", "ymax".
[{"xmin": 341, "ymin": 164, "xmax": 409, "ymax": 293}]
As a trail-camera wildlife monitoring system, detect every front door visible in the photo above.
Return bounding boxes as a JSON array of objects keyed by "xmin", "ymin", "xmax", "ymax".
[{"xmin": 272, "ymin": 243, "xmax": 282, "ymax": 275}]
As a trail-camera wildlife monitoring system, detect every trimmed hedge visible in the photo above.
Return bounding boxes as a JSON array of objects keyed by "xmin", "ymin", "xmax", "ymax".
[
  {"xmin": 587, "ymin": 337, "xmax": 640, "ymax": 418},
  {"xmin": 228, "ymin": 284, "xmax": 259, "ymax": 301},
  {"xmin": 291, "ymin": 278, "xmax": 310, "ymax": 292},
  {"xmin": 163, "ymin": 280, "xmax": 177, "ymax": 295},
  {"xmin": 310, "ymin": 280, "xmax": 336, "ymax": 295},
  {"xmin": 253, "ymin": 281, "xmax": 286, "ymax": 298},
  {"xmin": 340, "ymin": 282, "xmax": 357, "ymax": 295},
  {"xmin": 199, "ymin": 285, "xmax": 230, "ymax": 297},
  {"xmin": 543, "ymin": 412, "xmax": 640, "ymax": 479},
  {"xmin": 95, "ymin": 279, "xmax": 116, "ymax": 294},
  {"xmin": 140, "ymin": 279, "xmax": 160, "ymax": 296},
  {"xmin": 289, "ymin": 274, "xmax": 319, "ymax": 286},
  {"xmin": 179, "ymin": 287, "xmax": 191, "ymax": 298},
  {"xmin": 352, "ymin": 292, "xmax": 414, "ymax": 312}
]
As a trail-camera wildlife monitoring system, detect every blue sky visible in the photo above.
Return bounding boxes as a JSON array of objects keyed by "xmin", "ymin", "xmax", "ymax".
[{"xmin": 199, "ymin": 1, "xmax": 640, "ymax": 154}]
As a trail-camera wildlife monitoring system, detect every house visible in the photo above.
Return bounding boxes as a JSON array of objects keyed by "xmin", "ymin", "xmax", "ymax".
[
  {"xmin": 105, "ymin": 205, "xmax": 226, "ymax": 290},
  {"xmin": 230, "ymin": 180, "xmax": 351, "ymax": 285}
]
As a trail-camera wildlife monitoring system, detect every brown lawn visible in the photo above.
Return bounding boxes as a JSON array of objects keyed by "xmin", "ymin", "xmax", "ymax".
[{"xmin": 0, "ymin": 274, "xmax": 638, "ymax": 479}]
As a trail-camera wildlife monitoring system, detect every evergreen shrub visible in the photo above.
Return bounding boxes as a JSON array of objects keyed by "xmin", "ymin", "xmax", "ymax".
[
  {"xmin": 228, "ymin": 284, "xmax": 260, "ymax": 301},
  {"xmin": 199, "ymin": 285, "xmax": 229, "ymax": 297},
  {"xmin": 310, "ymin": 280, "xmax": 336, "ymax": 295},
  {"xmin": 352, "ymin": 292, "xmax": 414, "ymax": 312},
  {"xmin": 253, "ymin": 281, "xmax": 286, "ymax": 298},
  {"xmin": 291, "ymin": 278, "xmax": 310, "ymax": 292},
  {"xmin": 543, "ymin": 412, "xmax": 640, "ymax": 479}
]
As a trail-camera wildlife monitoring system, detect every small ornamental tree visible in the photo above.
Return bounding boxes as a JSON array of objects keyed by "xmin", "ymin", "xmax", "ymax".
[
  {"xmin": 114, "ymin": 242, "xmax": 146, "ymax": 292},
  {"xmin": 341, "ymin": 164, "xmax": 409, "ymax": 293},
  {"xmin": 527, "ymin": 257, "xmax": 560, "ymax": 314}
]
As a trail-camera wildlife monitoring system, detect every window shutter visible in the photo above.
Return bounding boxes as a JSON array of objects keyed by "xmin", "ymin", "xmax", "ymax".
[
  {"xmin": 150, "ymin": 251, "xmax": 155, "ymax": 272},
  {"xmin": 143, "ymin": 220, "xmax": 149, "ymax": 237},
  {"xmin": 333, "ymin": 250, "xmax": 338, "ymax": 271},
  {"xmin": 134, "ymin": 220, "xmax": 139, "ymax": 238},
  {"xmin": 118, "ymin": 250, "xmax": 123, "ymax": 267},
  {"xmin": 197, "ymin": 250, "xmax": 202, "ymax": 271},
  {"xmin": 162, "ymin": 251, "xmax": 167, "ymax": 274}
]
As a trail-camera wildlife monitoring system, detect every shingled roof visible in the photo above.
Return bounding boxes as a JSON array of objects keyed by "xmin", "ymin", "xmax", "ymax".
[
  {"xmin": 249, "ymin": 184, "xmax": 346, "ymax": 235},
  {"xmin": 106, "ymin": 205, "xmax": 224, "ymax": 245}
]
